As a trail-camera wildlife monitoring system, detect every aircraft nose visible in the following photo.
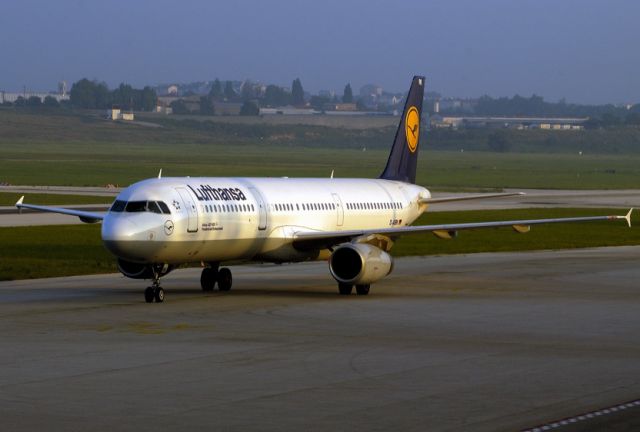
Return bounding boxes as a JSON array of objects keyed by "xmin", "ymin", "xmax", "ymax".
[
  {"xmin": 101, "ymin": 216, "xmax": 139, "ymax": 242},
  {"xmin": 101, "ymin": 216, "xmax": 153, "ymax": 261}
]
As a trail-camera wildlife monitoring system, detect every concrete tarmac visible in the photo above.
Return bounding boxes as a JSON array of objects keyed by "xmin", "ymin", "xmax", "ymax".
[{"xmin": 1, "ymin": 247, "xmax": 639, "ymax": 431}]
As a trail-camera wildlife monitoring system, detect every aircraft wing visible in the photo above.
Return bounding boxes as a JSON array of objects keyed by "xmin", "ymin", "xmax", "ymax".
[
  {"xmin": 420, "ymin": 192, "xmax": 525, "ymax": 204},
  {"xmin": 292, "ymin": 209, "xmax": 633, "ymax": 250},
  {"xmin": 15, "ymin": 196, "xmax": 105, "ymax": 223}
]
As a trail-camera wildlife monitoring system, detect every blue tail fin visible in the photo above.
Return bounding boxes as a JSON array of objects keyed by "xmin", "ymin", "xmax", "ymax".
[{"xmin": 379, "ymin": 76, "xmax": 425, "ymax": 184}]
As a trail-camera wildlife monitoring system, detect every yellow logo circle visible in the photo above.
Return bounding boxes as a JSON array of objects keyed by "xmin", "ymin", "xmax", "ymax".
[{"xmin": 405, "ymin": 106, "xmax": 419, "ymax": 153}]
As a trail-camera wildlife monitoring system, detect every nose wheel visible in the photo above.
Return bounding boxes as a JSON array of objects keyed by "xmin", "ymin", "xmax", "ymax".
[
  {"xmin": 144, "ymin": 286, "xmax": 164, "ymax": 303},
  {"xmin": 144, "ymin": 266, "xmax": 165, "ymax": 303}
]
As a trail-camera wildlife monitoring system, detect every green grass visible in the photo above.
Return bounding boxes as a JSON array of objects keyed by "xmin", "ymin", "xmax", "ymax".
[
  {"xmin": 0, "ymin": 192, "xmax": 113, "ymax": 206},
  {"xmin": 0, "ymin": 224, "xmax": 115, "ymax": 281},
  {"xmin": 2, "ymin": 110, "xmax": 640, "ymax": 190},
  {"xmin": 0, "ymin": 208, "xmax": 637, "ymax": 281}
]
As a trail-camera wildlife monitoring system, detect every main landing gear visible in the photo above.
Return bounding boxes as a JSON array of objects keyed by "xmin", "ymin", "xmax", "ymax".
[
  {"xmin": 338, "ymin": 283, "xmax": 371, "ymax": 296},
  {"xmin": 200, "ymin": 264, "xmax": 233, "ymax": 292},
  {"xmin": 144, "ymin": 266, "xmax": 165, "ymax": 303}
]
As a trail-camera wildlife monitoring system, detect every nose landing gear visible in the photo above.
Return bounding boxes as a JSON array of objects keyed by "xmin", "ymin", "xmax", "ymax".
[{"xmin": 144, "ymin": 265, "xmax": 166, "ymax": 303}]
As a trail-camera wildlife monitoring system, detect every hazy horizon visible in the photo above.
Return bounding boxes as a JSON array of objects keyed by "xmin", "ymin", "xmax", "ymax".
[{"xmin": 1, "ymin": 0, "xmax": 639, "ymax": 105}]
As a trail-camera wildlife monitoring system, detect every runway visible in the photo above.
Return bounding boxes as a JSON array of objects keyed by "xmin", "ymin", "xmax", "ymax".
[{"xmin": 1, "ymin": 247, "xmax": 639, "ymax": 431}]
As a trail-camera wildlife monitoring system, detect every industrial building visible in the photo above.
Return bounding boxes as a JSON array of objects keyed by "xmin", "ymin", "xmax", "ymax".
[{"xmin": 430, "ymin": 115, "xmax": 587, "ymax": 130}]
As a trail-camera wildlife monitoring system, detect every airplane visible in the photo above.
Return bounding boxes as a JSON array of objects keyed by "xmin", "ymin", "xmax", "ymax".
[{"xmin": 16, "ymin": 76, "xmax": 633, "ymax": 303}]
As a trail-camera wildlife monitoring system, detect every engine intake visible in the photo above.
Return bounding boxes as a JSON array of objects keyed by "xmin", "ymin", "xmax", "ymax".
[
  {"xmin": 329, "ymin": 243, "xmax": 393, "ymax": 285},
  {"xmin": 117, "ymin": 259, "xmax": 173, "ymax": 280}
]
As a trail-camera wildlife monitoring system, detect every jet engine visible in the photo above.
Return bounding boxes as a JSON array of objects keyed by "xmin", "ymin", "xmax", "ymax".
[
  {"xmin": 117, "ymin": 259, "xmax": 174, "ymax": 280},
  {"xmin": 329, "ymin": 243, "xmax": 393, "ymax": 285}
]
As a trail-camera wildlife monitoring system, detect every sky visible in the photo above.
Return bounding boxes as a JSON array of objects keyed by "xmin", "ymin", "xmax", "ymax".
[{"xmin": 1, "ymin": 0, "xmax": 639, "ymax": 104}]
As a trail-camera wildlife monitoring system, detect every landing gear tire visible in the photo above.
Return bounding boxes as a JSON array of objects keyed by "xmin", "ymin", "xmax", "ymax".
[
  {"xmin": 218, "ymin": 268, "xmax": 232, "ymax": 292},
  {"xmin": 355, "ymin": 284, "xmax": 370, "ymax": 296},
  {"xmin": 200, "ymin": 267, "xmax": 218, "ymax": 292},
  {"xmin": 144, "ymin": 287, "xmax": 154, "ymax": 303},
  {"xmin": 338, "ymin": 283, "xmax": 353, "ymax": 295},
  {"xmin": 144, "ymin": 264, "xmax": 165, "ymax": 303},
  {"xmin": 154, "ymin": 287, "xmax": 165, "ymax": 303}
]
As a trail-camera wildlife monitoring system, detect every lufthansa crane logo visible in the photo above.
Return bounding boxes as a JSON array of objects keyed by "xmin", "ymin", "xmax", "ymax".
[{"xmin": 405, "ymin": 106, "xmax": 419, "ymax": 153}]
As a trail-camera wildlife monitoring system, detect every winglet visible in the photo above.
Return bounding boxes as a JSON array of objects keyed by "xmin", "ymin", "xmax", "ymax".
[
  {"xmin": 158, "ymin": 168, "xmax": 163, "ymax": 179},
  {"xmin": 625, "ymin": 208, "xmax": 633, "ymax": 228},
  {"xmin": 330, "ymin": 170, "xmax": 334, "ymax": 179},
  {"xmin": 16, "ymin": 196, "xmax": 24, "ymax": 214}
]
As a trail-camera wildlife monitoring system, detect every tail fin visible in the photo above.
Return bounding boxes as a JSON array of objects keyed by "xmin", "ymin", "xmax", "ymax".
[{"xmin": 379, "ymin": 75, "xmax": 425, "ymax": 184}]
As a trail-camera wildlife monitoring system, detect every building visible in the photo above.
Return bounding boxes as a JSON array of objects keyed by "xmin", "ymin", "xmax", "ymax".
[
  {"xmin": 323, "ymin": 103, "xmax": 357, "ymax": 112},
  {"xmin": 431, "ymin": 116, "xmax": 587, "ymax": 130},
  {"xmin": 107, "ymin": 107, "xmax": 121, "ymax": 120},
  {"xmin": 259, "ymin": 106, "xmax": 316, "ymax": 115},
  {"xmin": 437, "ymin": 98, "xmax": 478, "ymax": 114},
  {"xmin": 1, "ymin": 91, "xmax": 69, "ymax": 104},
  {"xmin": 107, "ymin": 107, "xmax": 134, "ymax": 121},
  {"xmin": 154, "ymin": 100, "xmax": 173, "ymax": 115},
  {"xmin": 167, "ymin": 85, "xmax": 179, "ymax": 96},
  {"xmin": 359, "ymin": 84, "xmax": 383, "ymax": 98}
]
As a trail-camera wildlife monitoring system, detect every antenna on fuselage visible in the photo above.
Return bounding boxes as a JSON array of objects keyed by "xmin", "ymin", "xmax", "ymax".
[{"xmin": 158, "ymin": 169, "xmax": 162, "ymax": 179}]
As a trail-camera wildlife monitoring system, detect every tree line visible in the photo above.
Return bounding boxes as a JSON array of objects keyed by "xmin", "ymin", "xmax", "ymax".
[
  {"xmin": 170, "ymin": 78, "xmax": 356, "ymax": 116},
  {"xmin": 69, "ymin": 79, "xmax": 157, "ymax": 111}
]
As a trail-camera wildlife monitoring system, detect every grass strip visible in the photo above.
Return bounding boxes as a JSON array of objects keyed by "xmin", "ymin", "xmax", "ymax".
[{"xmin": 0, "ymin": 208, "xmax": 637, "ymax": 281}]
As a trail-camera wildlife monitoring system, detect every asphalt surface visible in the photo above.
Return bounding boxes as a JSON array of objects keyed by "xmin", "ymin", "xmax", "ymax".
[{"xmin": 1, "ymin": 247, "xmax": 639, "ymax": 431}]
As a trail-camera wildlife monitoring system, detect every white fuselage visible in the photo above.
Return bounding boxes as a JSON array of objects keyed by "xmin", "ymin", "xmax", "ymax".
[{"xmin": 101, "ymin": 177, "xmax": 430, "ymax": 265}]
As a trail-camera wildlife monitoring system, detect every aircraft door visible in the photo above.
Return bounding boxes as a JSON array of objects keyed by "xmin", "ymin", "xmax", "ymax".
[
  {"xmin": 249, "ymin": 187, "xmax": 267, "ymax": 230},
  {"xmin": 176, "ymin": 187, "xmax": 199, "ymax": 233},
  {"xmin": 331, "ymin": 193, "xmax": 344, "ymax": 226}
]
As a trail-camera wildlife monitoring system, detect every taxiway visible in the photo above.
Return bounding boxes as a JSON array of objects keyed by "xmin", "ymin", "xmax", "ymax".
[{"xmin": 0, "ymin": 247, "xmax": 638, "ymax": 431}]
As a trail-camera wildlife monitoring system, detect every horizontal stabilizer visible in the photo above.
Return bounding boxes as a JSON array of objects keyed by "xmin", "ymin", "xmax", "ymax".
[{"xmin": 420, "ymin": 192, "xmax": 525, "ymax": 205}]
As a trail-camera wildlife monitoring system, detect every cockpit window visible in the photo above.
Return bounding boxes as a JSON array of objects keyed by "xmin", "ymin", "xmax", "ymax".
[
  {"xmin": 125, "ymin": 201, "xmax": 147, "ymax": 212},
  {"xmin": 110, "ymin": 200, "xmax": 126, "ymax": 212},
  {"xmin": 157, "ymin": 201, "xmax": 171, "ymax": 214},
  {"xmin": 111, "ymin": 200, "xmax": 172, "ymax": 214},
  {"xmin": 146, "ymin": 201, "xmax": 162, "ymax": 214}
]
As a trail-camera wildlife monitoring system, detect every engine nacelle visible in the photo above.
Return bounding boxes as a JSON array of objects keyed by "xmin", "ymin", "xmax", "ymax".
[
  {"xmin": 117, "ymin": 259, "xmax": 174, "ymax": 280},
  {"xmin": 329, "ymin": 243, "xmax": 394, "ymax": 285}
]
